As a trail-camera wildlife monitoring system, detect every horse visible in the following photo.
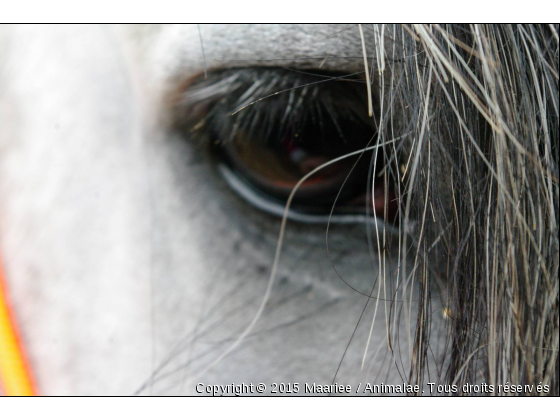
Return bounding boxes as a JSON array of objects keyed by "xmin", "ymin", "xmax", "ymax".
[{"xmin": 0, "ymin": 24, "xmax": 557, "ymax": 395}]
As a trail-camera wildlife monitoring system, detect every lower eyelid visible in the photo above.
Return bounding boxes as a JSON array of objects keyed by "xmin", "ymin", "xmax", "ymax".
[{"xmin": 217, "ymin": 163, "xmax": 399, "ymax": 229}]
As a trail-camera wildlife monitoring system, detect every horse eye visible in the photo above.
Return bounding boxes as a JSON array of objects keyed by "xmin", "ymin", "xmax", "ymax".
[
  {"xmin": 217, "ymin": 117, "xmax": 379, "ymax": 214},
  {"xmin": 175, "ymin": 68, "xmax": 400, "ymax": 222}
]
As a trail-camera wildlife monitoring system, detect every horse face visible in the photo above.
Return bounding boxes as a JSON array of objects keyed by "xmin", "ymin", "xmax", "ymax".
[{"xmin": 0, "ymin": 25, "xmax": 412, "ymax": 395}]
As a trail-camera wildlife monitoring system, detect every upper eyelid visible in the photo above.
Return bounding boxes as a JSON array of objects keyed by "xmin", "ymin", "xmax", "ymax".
[{"xmin": 191, "ymin": 24, "xmax": 380, "ymax": 73}]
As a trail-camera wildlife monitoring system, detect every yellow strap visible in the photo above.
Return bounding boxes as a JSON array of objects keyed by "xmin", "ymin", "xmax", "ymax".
[{"xmin": 0, "ymin": 259, "xmax": 37, "ymax": 396}]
